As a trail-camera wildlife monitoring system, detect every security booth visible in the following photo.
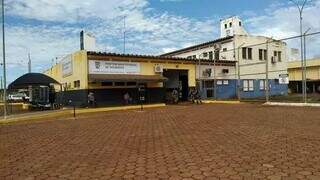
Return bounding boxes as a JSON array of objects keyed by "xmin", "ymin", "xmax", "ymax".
[{"xmin": 8, "ymin": 73, "xmax": 62, "ymax": 110}]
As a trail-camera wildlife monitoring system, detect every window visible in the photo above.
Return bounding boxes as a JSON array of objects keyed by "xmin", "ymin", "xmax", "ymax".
[
  {"xmin": 248, "ymin": 80, "xmax": 254, "ymax": 91},
  {"xmin": 101, "ymin": 82, "xmax": 113, "ymax": 86},
  {"xmin": 74, "ymin": 80, "xmax": 80, "ymax": 88},
  {"xmin": 243, "ymin": 80, "xmax": 254, "ymax": 91},
  {"xmin": 229, "ymin": 22, "xmax": 232, "ymax": 27},
  {"xmin": 243, "ymin": 80, "xmax": 249, "ymax": 91},
  {"xmin": 214, "ymin": 50, "xmax": 220, "ymax": 60},
  {"xmin": 203, "ymin": 52, "xmax": 208, "ymax": 58},
  {"xmin": 205, "ymin": 81, "xmax": 214, "ymax": 88},
  {"xmin": 259, "ymin": 80, "xmax": 266, "ymax": 90},
  {"xmin": 223, "ymin": 80, "xmax": 229, "ymax": 85},
  {"xmin": 248, "ymin": 48, "xmax": 252, "ymax": 60},
  {"xmin": 187, "ymin": 56, "xmax": 192, "ymax": 59},
  {"xmin": 217, "ymin": 80, "xmax": 223, "ymax": 85},
  {"xmin": 192, "ymin": 55, "xmax": 197, "ymax": 59},
  {"xmin": 274, "ymin": 51, "xmax": 282, "ymax": 62},
  {"xmin": 242, "ymin": 48, "xmax": 252, "ymax": 60},
  {"xmin": 114, "ymin": 82, "xmax": 125, "ymax": 86},
  {"xmin": 126, "ymin": 82, "xmax": 137, "ymax": 86},
  {"xmin": 209, "ymin": 51, "xmax": 213, "ymax": 60},
  {"xmin": 225, "ymin": 24, "xmax": 227, "ymax": 29},
  {"xmin": 278, "ymin": 51, "xmax": 282, "ymax": 62},
  {"xmin": 223, "ymin": 48, "xmax": 227, "ymax": 52},
  {"xmin": 259, "ymin": 49, "xmax": 267, "ymax": 60},
  {"xmin": 239, "ymin": 21, "xmax": 242, "ymax": 26},
  {"xmin": 259, "ymin": 49, "xmax": 263, "ymax": 60},
  {"xmin": 242, "ymin": 47, "xmax": 247, "ymax": 59}
]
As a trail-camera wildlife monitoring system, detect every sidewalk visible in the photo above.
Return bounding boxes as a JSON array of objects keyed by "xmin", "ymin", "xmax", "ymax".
[
  {"xmin": 0, "ymin": 103, "xmax": 166, "ymax": 124},
  {"xmin": 202, "ymin": 100, "xmax": 241, "ymax": 104},
  {"xmin": 264, "ymin": 102, "xmax": 320, "ymax": 107}
]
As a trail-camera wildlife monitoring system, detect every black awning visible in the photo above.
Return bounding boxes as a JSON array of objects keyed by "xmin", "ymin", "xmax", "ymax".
[
  {"xmin": 89, "ymin": 74, "xmax": 168, "ymax": 83},
  {"xmin": 9, "ymin": 73, "xmax": 60, "ymax": 89}
]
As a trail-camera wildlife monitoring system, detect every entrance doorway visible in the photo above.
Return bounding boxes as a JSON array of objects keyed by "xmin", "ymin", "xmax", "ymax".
[
  {"xmin": 204, "ymin": 80, "xmax": 214, "ymax": 98},
  {"xmin": 163, "ymin": 70, "xmax": 189, "ymax": 102}
]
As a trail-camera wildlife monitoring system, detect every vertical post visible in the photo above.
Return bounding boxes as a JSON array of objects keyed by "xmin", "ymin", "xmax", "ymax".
[
  {"xmin": 123, "ymin": 16, "xmax": 126, "ymax": 54},
  {"xmin": 28, "ymin": 53, "xmax": 32, "ymax": 104},
  {"xmin": 237, "ymin": 48, "xmax": 241, "ymax": 101},
  {"xmin": 28, "ymin": 52, "xmax": 31, "ymax": 73},
  {"xmin": 73, "ymin": 105, "xmax": 76, "ymax": 119},
  {"xmin": 198, "ymin": 56, "xmax": 201, "ymax": 91},
  {"xmin": 290, "ymin": 0, "xmax": 307, "ymax": 103},
  {"xmin": 2, "ymin": 0, "xmax": 7, "ymax": 118},
  {"xmin": 303, "ymin": 32, "xmax": 307, "ymax": 103},
  {"xmin": 213, "ymin": 52, "xmax": 216, "ymax": 100},
  {"xmin": 236, "ymin": 43, "xmax": 245, "ymax": 101},
  {"xmin": 300, "ymin": 12, "xmax": 305, "ymax": 103},
  {"xmin": 266, "ymin": 40, "xmax": 270, "ymax": 102}
]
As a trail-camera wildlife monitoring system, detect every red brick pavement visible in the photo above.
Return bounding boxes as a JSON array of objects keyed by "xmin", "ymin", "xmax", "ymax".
[{"xmin": 0, "ymin": 103, "xmax": 320, "ymax": 180}]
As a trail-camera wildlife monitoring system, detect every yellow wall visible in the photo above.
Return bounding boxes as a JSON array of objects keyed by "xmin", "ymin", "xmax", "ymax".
[
  {"xmin": 87, "ymin": 60, "xmax": 196, "ymax": 89},
  {"xmin": 44, "ymin": 50, "xmax": 88, "ymax": 90},
  {"xmin": 45, "ymin": 50, "xmax": 196, "ymax": 91},
  {"xmin": 288, "ymin": 58, "xmax": 320, "ymax": 81}
]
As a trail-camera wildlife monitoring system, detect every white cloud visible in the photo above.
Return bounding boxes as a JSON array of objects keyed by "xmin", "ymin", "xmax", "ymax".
[
  {"xmin": 246, "ymin": 0, "xmax": 320, "ymax": 59},
  {"xmin": 3, "ymin": 0, "xmax": 320, "ymax": 84}
]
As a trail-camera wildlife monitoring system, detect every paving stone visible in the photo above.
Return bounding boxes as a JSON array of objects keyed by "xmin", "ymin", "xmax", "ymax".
[{"xmin": 1, "ymin": 104, "xmax": 320, "ymax": 179}]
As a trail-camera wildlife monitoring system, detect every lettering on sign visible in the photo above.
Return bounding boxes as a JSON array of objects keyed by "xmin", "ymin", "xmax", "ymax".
[
  {"xmin": 61, "ymin": 55, "xmax": 73, "ymax": 77},
  {"xmin": 89, "ymin": 60, "xmax": 140, "ymax": 74}
]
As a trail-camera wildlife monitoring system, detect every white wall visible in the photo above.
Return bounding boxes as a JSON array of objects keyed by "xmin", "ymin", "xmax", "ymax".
[
  {"xmin": 171, "ymin": 35, "xmax": 288, "ymax": 81},
  {"xmin": 234, "ymin": 35, "xmax": 288, "ymax": 79},
  {"xmin": 196, "ymin": 64, "xmax": 236, "ymax": 80},
  {"xmin": 174, "ymin": 40, "xmax": 235, "ymax": 61},
  {"xmin": 220, "ymin": 16, "xmax": 248, "ymax": 38}
]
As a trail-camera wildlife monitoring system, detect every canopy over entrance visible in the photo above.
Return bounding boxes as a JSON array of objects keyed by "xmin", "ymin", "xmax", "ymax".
[
  {"xmin": 8, "ymin": 73, "xmax": 60, "ymax": 89},
  {"xmin": 89, "ymin": 74, "xmax": 168, "ymax": 83}
]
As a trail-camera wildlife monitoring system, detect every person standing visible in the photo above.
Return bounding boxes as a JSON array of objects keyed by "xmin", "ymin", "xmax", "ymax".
[
  {"xmin": 88, "ymin": 92, "xmax": 96, "ymax": 107},
  {"xmin": 123, "ymin": 92, "xmax": 131, "ymax": 105},
  {"xmin": 172, "ymin": 89, "xmax": 179, "ymax": 104}
]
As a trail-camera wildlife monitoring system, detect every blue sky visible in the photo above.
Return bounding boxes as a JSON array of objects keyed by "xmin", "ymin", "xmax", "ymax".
[{"xmin": 2, "ymin": 0, "xmax": 320, "ymax": 84}]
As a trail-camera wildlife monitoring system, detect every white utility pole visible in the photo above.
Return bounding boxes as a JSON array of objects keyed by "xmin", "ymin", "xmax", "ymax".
[
  {"xmin": 237, "ymin": 43, "xmax": 245, "ymax": 101},
  {"xmin": 290, "ymin": 0, "xmax": 308, "ymax": 103},
  {"xmin": 123, "ymin": 16, "xmax": 126, "ymax": 54},
  {"xmin": 2, "ymin": 0, "xmax": 7, "ymax": 118},
  {"xmin": 28, "ymin": 52, "xmax": 31, "ymax": 73}
]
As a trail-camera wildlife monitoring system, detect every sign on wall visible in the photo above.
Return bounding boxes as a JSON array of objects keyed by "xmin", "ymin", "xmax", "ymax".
[
  {"xmin": 89, "ymin": 60, "xmax": 140, "ymax": 74},
  {"xmin": 279, "ymin": 74, "xmax": 289, "ymax": 84},
  {"xmin": 61, "ymin": 55, "xmax": 73, "ymax": 77}
]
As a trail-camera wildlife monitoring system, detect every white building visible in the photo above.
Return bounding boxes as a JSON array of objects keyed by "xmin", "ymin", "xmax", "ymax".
[{"xmin": 161, "ymin": 16, "xmax": 288, "ymax": 99}]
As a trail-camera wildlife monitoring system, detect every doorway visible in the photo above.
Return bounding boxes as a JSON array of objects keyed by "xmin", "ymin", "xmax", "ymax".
[{"xmin": 163, "ymin": 69, "xmax": 189, "ymax": 101}]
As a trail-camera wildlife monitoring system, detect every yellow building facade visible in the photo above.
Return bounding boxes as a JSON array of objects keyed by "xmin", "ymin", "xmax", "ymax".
[
  {"xmin": 44, "ymin": 50, "xmax": 202, "ymax": 106},
  {"xmin": 288, "ymin": 58, "xmax": 320, "ymax": 93}
]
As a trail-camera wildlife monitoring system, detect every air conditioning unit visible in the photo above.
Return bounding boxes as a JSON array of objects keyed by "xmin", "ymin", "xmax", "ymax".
[
  {"xmin": 221, "ymin": 56, "xmax": 227, "ymax": 60},
  {"xmin": 202, "ymin": 68, "xmax": 212, "ymax": 77},
  {"xmin": 271, "ymin": 57, "xmax": 276, "ymax": 64},
  {"xmin": 222, "ymin": 69, "xmax": 229, "ymax": 74},
  {"xmin": 154, "ymin": 64, "xmax": 164, "ymax": 73}
]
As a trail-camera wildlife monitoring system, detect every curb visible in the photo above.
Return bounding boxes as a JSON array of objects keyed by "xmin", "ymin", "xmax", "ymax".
[
  {"xmin": 0, "ymin": 103, "xmax": 166, "ymax": 124},
  {"xmin": 202, "ymin": 100, "xmax": 241, "ymax": 104},
  {"xmin": 264, "ymin": 102, "xmax": 320, "ymax": 107}
]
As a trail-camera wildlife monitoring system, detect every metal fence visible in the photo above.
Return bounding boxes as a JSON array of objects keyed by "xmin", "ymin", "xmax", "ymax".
[{"xmin": 236, "ymin": 31, "xmax": 320, "ymax": 103}]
